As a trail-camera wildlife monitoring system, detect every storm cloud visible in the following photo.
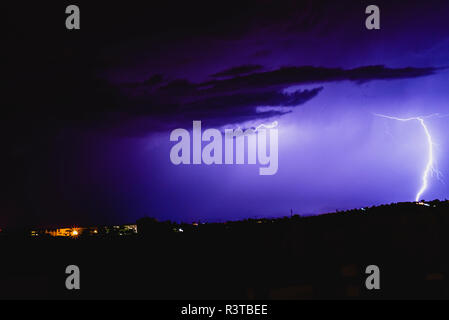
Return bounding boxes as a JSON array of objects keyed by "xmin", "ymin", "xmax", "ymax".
[{"xmin": 113, "ymin": 65, "xmax": 440, "ymax": 130}]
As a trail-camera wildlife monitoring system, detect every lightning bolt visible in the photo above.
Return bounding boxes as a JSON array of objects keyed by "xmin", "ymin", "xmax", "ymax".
[
  {"xmin": 375, "ymin": 113, "xmax": 443, "ymax": 202},
  {"xmin": 254, "ymin": 121, "xmax": 278, "ymax": 132},
  {"xmin": 233, "ymin": 121, "xmax": 279, "ymax": 134}
]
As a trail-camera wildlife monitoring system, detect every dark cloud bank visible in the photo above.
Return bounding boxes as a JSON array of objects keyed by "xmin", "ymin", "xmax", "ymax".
[
  {"xmin": 4, "ymin": 64, "xmax": 441, "ymax": 141},
  {"xmin": 111, "ymin": 64, "xmax": 440, "ymax": 131}
]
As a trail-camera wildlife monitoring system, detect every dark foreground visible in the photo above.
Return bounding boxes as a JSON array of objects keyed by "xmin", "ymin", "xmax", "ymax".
[{"xmin": 1, "ymin": 200, "xmax": 448, "ymax": 299}]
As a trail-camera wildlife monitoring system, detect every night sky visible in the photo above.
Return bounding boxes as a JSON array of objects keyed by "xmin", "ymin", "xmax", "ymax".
[{"xmin": 3, "ymin": 0, "xmax": 449, "ymax": 228}]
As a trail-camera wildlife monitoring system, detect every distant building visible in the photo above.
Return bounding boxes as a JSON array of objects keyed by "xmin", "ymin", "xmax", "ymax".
[
  {"xmin": 102, "ymin": 224, "xmax": 138, "ymax": 236},
  {"xmin": 30, "ymin": 224, "xmax": 137, "ymax": 237},
  {"xmin": 45, "ymin": 228, "xmax": 84, "ymax": 237}
]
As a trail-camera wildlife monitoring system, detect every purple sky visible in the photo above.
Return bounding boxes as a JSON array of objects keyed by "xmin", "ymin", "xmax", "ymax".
[{"xmin": 3, "ymin": 0, "xmax": 449, "ymax": 227}]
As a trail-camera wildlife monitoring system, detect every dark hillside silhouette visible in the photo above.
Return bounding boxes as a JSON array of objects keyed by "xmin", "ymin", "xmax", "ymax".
[{"xmin": 1, "ymin": 200, "xmax": 448, "ymax": 299}]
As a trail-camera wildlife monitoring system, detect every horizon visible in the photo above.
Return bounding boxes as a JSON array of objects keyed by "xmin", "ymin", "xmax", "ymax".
[{"xmin": 2, "ymin": 198, "xmax": 447, "ymax": 231}]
